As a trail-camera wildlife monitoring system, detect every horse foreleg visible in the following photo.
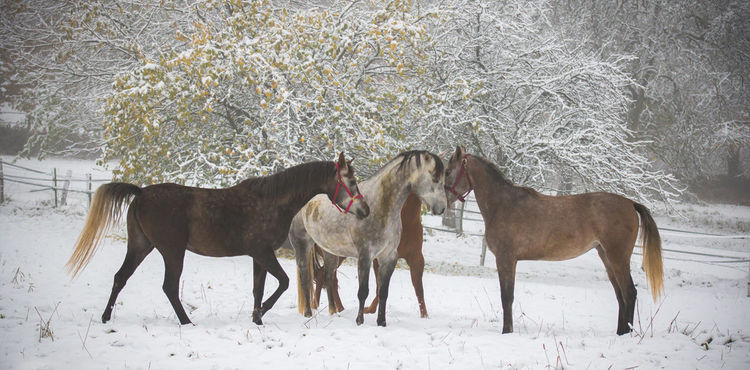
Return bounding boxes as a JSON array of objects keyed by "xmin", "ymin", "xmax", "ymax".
[
  {"xmin": 254, "ymin": 251, "xmax": 290, "ymax": 323},
  {"xmin": 495, "ymin": 256, "xmax": 517, "ymax": 334},
  {"xmin": 375, "ymin": 253, "xmax": 398, "ymax": 327},
  {"xmin": 406, "ymin": 253, "xmax": 428, "ymax": 318},
  {"xmin": 355, "ymin": 255, "xmax": 372, "ymax": 326},
  {"xmin": 160, "ymin": 248, "xmax": 192, "ymax": 325},
  {"xmin": 363, "ymin": 258, "xmax": 381, "ymax": 314},
  {"xmin": 251, "ymin": 260, "xmax": 267, "ymax": 325}
]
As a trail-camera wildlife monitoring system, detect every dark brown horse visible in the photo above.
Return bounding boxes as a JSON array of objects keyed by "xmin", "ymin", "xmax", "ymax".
[
  {"xmin": 66, "ymin": 153, "xmax": 369, "ymax": 326},
  {"xmin": 309, "ymin": 192, "xmax": 428, "ymax": 318},
  {"xmin": 443, "ymin": 147, "xmax": 663, "ymax": 335}
]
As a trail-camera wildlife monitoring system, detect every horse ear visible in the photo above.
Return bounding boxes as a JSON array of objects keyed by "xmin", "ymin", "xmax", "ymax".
[
  {"xmin": 438, "ymin": 148, "xmax": 451, "ymax": 159},
  {"xmin": 337, "ymin": 152, "xmax": 346, "ymax": 167},
  {"xmin": 454, "ymin": 146, "xmax": 463, "ymax": 160}
]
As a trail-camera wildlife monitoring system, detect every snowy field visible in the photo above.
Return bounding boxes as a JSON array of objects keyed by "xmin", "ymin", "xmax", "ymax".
[{"xmin": 1, "ymin": 156, "xmax": 750, "ymax": 369}]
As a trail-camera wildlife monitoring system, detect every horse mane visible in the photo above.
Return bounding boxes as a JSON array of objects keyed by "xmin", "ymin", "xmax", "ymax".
[
  {"xmin": 395, "ymin": 150, "xmax": 445, "ymax": 180},
  {"xmin": 238, "ymin": 161, "xmax": 335, "ymax": 198},
  {"xmin": 472, "ymin": 156, "xmax": 537, "ymax": 195}
]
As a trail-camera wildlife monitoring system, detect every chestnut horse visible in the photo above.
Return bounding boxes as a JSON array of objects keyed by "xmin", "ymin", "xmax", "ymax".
[
  {"xmin": 444, "ymin": 147, "xmax": 663, "ymax": 335},
  {"xmin": 309, "ymin": 192, "xmax": 428, "ymax": 318},
  {"xmin": 66, "ymin": 153, "xmax": 369, "ymax": 326}
]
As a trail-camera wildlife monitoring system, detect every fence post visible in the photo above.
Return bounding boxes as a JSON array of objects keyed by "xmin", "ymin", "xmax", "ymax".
[
  {"xmin": 87, "ymin": 173, "xmax": 92, "ymax": 208},
  {"xmin": 60, "ymin": 170, "xmax": 71, "ymax": 206},
  {"xmin": 0, "ymin": 160, "xmax": 4, "ymax": 203},
  {"xmin": 480, "ymin": 236, "xmax": 487, "ymax": 266},
  {"xmin": 53, "ymin": 168, "xmax": 58, "ymax": 207},
  {"xmin": 457, "ymin": 200, "xmax": 465, "ymax": 234}
]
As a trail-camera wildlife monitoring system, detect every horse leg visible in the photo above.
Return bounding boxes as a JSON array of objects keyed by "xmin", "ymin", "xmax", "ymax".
[
  {"xmin": 332, "ymin": 259, "xmax": 345, "ymax": 312},
  {"xmin": 253, "ymin": 249, "xmax": 290, "ymax": 323},
  {"xmin": 355, "ymin": 255, "xmax": 372, "ymax": 326},
  {"xmin": 102, "ymin": 212, "xmax": 153, "ymax": 323},
  {"xmin": 312, "ymin": 247, "xmax": 323, "ymax": 309},
  {"xmin": 375, "ymin": 252, "xmax": 399, "ymax": 327},
  {"xmin": 290, "ymin": 228, "xmax": 314, "ymax": 318},
  {"xmin": 322, "ymin": 251, "xmax": 342, "ymax": 315},
  {"xmin": 363, "ymin": 258, "xmax": 381, "ymax": 314},
  {"xmin": 160, "ymin": 247, "xmax": 191, "ymax": 325},
  {"xmin": 406, "ymin": 252, "xmax": 428, "ymax": 318},
  {"xmin": 596, "ymin": 246, "xmax": 627, "ymax": 335},
  {"xmin": 495, "ymin": 256, "xmax": 517, "ymax": 334},
  {"xmin": 251, "ymin": 260, "xmax": 267, "ymax": 325}
]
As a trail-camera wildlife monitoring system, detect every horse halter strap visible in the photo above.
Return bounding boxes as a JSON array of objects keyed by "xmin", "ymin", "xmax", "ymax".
[
  {"xmin": 333, "ymin": 162, "xmax": 363, "ymax": 214},
  {"xmin": 446, "ymin": 155, "xmax": 473, "ymax": 202}
]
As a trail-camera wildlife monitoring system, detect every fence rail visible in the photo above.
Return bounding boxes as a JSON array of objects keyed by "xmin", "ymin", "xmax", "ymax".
[{"xmin": 0, "ymin": 160, "xmax": 110, "ymax": 207}]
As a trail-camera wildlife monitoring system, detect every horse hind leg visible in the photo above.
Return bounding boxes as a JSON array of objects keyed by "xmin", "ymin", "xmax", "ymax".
[
  {"xmin": 597, "ymin": 244, "xmax": 636, "ymax": 335},
  {"xmin": 102, "ymin": 207, "xmax": 154, "ymax": 323},
  {"xmin": 406, "ymin": 252, "xmax": 428, "ymax": 318},
  {"xmin": 322, "ymin": 251, "xmax": 342, "ymax": 315}
]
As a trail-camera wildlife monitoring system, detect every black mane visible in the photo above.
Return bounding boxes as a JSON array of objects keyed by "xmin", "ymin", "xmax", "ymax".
[{"xmin": 239, "ymin": 161, "xmax": 335, "ymax": 198}]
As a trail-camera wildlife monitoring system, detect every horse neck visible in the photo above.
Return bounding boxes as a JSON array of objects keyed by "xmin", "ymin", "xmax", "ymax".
[
  {"xmin": 467, "ymin": 157, "xmax": 517, "ymax": 216},
  {"xmin": 361, "ymin": 159, "xmax": 412, "ymax": 222},
  {"xmin": 240, "ymin": 162, "xmax": 332, "ymax": 215}
]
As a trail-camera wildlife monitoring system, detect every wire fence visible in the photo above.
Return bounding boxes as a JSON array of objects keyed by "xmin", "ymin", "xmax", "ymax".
[{"xmin": 0, "ymin": 160, "xmax": 111, "ymax": 207}]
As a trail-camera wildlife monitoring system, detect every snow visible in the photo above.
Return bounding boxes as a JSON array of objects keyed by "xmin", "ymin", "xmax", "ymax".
[{"xmin": 1, "ymin": 157, "xmax": 750, "ymax": 369}]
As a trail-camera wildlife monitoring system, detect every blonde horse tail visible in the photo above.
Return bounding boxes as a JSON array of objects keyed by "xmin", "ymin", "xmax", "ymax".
[
  {"xmin": 65, "ymin": 183, "xmax": 141, "ymax": 278},
  {"xmin": 634, "ymin": 202, "xmax": 663, "ymax": 301},
  {"xmin": 297, "ymin": 244, "xmax": 316, "ymax": 315}
]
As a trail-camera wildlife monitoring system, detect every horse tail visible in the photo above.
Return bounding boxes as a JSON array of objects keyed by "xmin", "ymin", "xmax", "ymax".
[
  {"xmin": 297, "ymin": 244, "xmax": 316, "ymax": 314},
  {"xmin": 633, "ymin": 202, "xmax": 663, "ymax": 301},
  {"xmin": 66, "ymin": 183, "xmax": 141, "ymax": 278}
]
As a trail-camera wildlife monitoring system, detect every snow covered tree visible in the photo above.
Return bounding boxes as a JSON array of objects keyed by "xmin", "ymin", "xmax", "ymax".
[
  {"xmin": 549, "ymin": 0, "xmax": 750, "ymax": 183},
  {"xmin": 0, "ymin": 0, "xmax": 199, "ymax": 158},
  {"xmin": 103, "ymin": 0, "xmax": 430, "ymax": 185},
  {"xmin": 413, "ymin": 0, "xmax": 681, "ymax": 205}
]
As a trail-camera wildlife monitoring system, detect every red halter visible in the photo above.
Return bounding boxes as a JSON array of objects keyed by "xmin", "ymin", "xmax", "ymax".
[
  {"xmin": 445, "ymin": 155, "xmax": 473, "ymax": 202},
  {"xmin": 333, "ymin": 162, "xmax": 363, "ymax": 214}
]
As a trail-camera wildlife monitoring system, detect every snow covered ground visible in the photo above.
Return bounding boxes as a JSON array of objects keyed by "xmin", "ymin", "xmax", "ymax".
[{"xmin": 1, "ymin": 156, "xmax": 749, "ymax": 369}]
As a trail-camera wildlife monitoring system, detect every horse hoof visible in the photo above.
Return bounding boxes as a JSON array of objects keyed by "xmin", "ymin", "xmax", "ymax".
[
  {"xmin": 356, "ymin": 316, "xmax": 364, "ymax": 326},
  {"xmin": 179, "ymin": 319, "xmax": 193, "ymax": 325},
  {"xmin": 303, "ymin": 310, "xmax": 312, "ymax": 318},
  {"xmin": 501, "ymin": 328, "xmax": 513, "ymax": 334},
  {"xmin": 420, "ymin": 313, "xmax": 429, "ymax": 319},
  {"xmin": 377, "ymin": 319, "xmax": 387, "ymax": 327},
  {"xmin": 253, "ymin": 317, "xmax": 263, "ymax": 325}
]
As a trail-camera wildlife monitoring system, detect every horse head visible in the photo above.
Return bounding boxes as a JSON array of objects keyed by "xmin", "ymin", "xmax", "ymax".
[
  {"xmin": 330, "ymin": 152, "xmax": 370, "ymax": 220},
  {"xmin": 444, "ymin": 146, "xmax": 473, "ymax": 205},
  {"xmin": 408, "ymin": 151, "xmax": 447, "ymax": 215}
]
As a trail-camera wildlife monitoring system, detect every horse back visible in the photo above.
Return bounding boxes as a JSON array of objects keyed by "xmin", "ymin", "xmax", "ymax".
[{"xmin": 485, "ymin": 191, "xmax": 639, "ymax": 261}]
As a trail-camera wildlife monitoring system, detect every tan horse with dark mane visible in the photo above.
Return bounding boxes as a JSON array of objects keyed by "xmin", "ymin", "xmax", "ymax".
[
  {"xmin": 443, "ymin": 147, "xmax": 663, "ymax": 335},
  {"xmin": 309, "ymin": 192, "xmax": 428, "ymax": 318}
]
